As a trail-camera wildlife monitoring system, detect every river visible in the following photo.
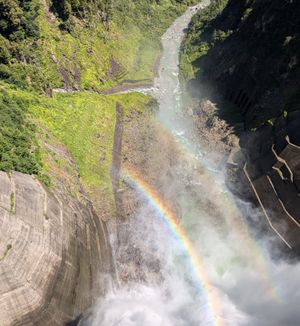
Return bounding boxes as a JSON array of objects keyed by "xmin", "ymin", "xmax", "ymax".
[{"xmin": 81, "ymin": 3, "xmax": 300, "ymax": 326}]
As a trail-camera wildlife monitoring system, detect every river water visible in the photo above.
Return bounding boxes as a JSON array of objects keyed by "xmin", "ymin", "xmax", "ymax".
[{"xmin": 82, "ymin": 3, "xmax": 300, "ymax": 326}]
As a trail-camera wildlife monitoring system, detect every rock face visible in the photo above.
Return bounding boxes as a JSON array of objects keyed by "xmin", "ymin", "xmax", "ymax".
[
  {"xmin": 0, "ymin": 171, "xmax": 113, "ymax": 325},
  {"xmin": 189, "ymin": 0, "xmax": 300, "ymax": 128},
  {"xmin": 240, "ymin": 116, "xmax": 300, "ymax": 250},
  {"xmin": 183, "ymin": 0, "xmax": 300, "ymax": 250}
]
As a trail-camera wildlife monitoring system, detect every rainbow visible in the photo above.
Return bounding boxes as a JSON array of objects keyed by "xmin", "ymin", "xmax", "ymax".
[
  {"xmin": 149, "ymin": 120, "xmax": 281, "ymax": 300},
  {"xmin": 121, "ymin": 166, "xmax": 224, "ymax": 326},
  {"xmin": 176, "ymin": 144, "xmax": 281, "ymax": 300}
]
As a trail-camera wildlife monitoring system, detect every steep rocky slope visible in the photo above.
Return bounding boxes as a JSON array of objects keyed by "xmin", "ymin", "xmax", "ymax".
[{"xmin": 181, "ymin": 0, "xmax": 300, "ymax": 250}]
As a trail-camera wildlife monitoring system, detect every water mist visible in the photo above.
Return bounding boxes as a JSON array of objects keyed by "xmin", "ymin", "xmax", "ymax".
[{"xmin": 82, "ymin": 3, "xmax": 300, "ymax": 326}]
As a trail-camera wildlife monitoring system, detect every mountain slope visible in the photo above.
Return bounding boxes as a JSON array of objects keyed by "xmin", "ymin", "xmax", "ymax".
[
  {"xmin": 0, "ymin": 0, "xmax": 196, "ymax": 92},
  {"xmin": 181, "ymin": 0, "xmax": 300, "ymax": 249}
]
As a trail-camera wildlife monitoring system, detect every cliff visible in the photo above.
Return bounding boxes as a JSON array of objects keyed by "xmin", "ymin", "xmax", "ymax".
[{"xmin": 181, "ymin": 0, "xmax": 300, "ymax": 250}]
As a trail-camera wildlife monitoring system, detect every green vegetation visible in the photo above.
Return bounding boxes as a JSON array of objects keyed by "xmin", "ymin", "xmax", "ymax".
[
  {"xmin": 0, "ymin": 0, "xmax": 40, "ymax": 87},
  {"xmin": 0, "ymin": 243, "xmax": 12, "ymax": 261},
  {"xmin": 2, "ymin": 82, "xmax": 149, "ymax": 193},
  {"xmin": 0, "ymin": 88, "xmax": 42, "ymax": 174},
  {"xmin": 49, "ymin": 0, "xmax": 113, "ymax": 29},
  {"xmin": 0, "ymin": 0, "xmax": 196, "ymax": 189},
  {"xmin": 180, "ymin": 0, "xmax": 229, "ymax": 79},
  {"xmin": 284, "ymin": 36, "xmax": 293, "ymax": 47},
  {"xmin": 0, "ymin": 0, "xmax": 197, "ymax": 92},
  {"xmin": 0, "ymin": 0, "xmax": 39, "ymax": 39},
  {"xmin": 30, "ymin": 91, "xmax": 150, "ymax": 191},
  {"xmin": 241, "ymin": 7, "xmax": 252, "ymax": 21},
  {"xmin": 10, "ymin": 191, "xmax": 14, "ymax": 212}
]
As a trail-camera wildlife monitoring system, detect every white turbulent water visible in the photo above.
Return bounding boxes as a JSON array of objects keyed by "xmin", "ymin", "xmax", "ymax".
[{"xmin": 83, "ymin": 3, "xmax": 300, "ymax": 326}]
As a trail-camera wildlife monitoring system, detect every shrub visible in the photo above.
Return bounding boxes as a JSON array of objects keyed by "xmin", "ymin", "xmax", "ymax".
[{"xmin": 0, "ymin": 91, "xmax": 42, "ymax": 174}]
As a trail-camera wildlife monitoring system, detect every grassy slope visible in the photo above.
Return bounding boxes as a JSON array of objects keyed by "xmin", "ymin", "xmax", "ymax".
[
  {"xmin": 32, "ymin": 92, "xmax": 150, "ymax": 190},
  {"xmin": 0, "ymin": 0, "xmax": 197, "ymax": 214},
  {"xmin": 3, "ymin": 82, "xmax": 149, "ymax": 193},
  {"xmin": 33, "ymin": 0, "xmax": 198, "ymax": 190},
  {"xmin": 9, "ymin": 0, "xmax": 196, "ymax": 92}
]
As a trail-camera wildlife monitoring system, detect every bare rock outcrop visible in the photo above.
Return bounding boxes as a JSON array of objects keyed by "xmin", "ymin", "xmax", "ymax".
[{"xmin": 187, "ymin": 99, "xmax": 240, "ymax": 166}]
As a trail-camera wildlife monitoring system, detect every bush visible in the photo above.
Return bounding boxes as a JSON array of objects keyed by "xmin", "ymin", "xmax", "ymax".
[{"xmin": 0, "ymin": 91, "xmax": 41, "ymax": 174}]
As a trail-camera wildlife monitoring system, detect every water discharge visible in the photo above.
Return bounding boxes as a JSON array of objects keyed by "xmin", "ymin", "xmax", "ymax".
[{"xmin": 82, "ymin": 3, "xmax": 300, "ymax": 326}]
